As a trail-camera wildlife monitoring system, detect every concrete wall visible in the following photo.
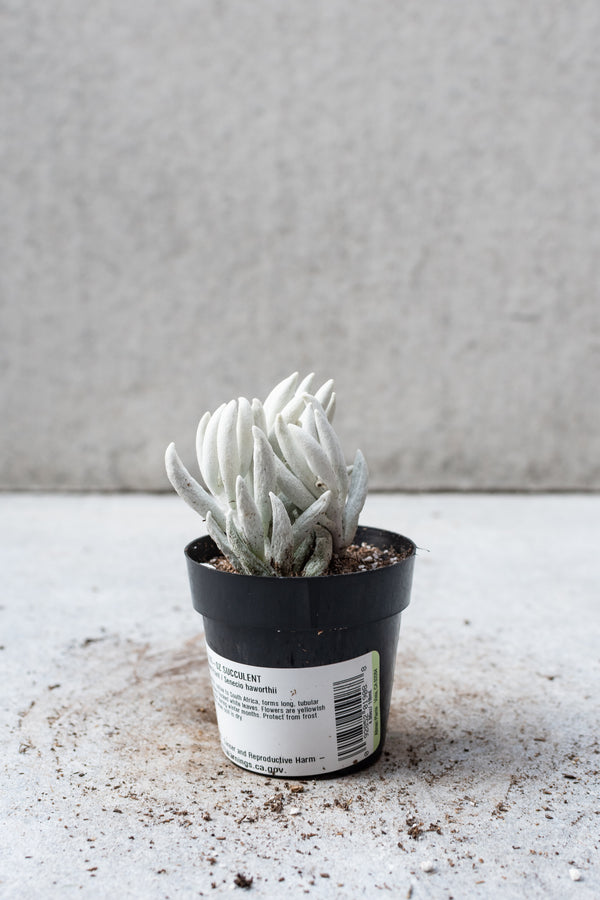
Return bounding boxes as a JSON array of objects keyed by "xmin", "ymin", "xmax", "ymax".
[{"xmin": 2, "ymin": 1, "xmax": 599, "ymax": 491}]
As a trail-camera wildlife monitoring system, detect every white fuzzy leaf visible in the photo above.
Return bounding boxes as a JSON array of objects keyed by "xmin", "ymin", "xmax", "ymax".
[
  {"xmin": 325, "ymin": 392, "xmax": 336, "ymax": 422},
  {"xmin": 314, "ymin": 406, "xmax": 348, "ymax": 496},
  {"xmin": 287, "ymin": 424, "xmax": 338, "ymax": 495},
  {"xmin": 217, "ymin": 399, "xmax": 239, "ymax": 504},
  {"xmin": 195, "ymin": 411, "xmax": 211, "ymax": 482},
  {"xmin": 314, "ymin": 379, "xmax": 335, "ymax": 412},
  {"xmin": 237, "ymin": 397, "xmax": 254, "ymax": 477},
  {"xmin": 263, "ymin": 372, "xmax": 298, "ymax": 430},
  {"xmin": 251, "ymin": 398, "xmax": 268, "ymax": 435},
  {"xmin": 273, "ymin": 454, "xmax": 317, "ymax": 511},
  {"xmin": 253, "ymin": 426, "xmax": 276, "ymax": 533},
  {"xmin": 301, "ymin": 525, "xmax": 333, "ymax": 576},
  {"xmin": 226, "ymin": 511, "xmax": 274, "ymax": 575},
  {"xmin": 275, "ymin": 415, "xmax": 321, "ymax": 498},
  {"xmin": 235, "ymin": 475, "xmax": 265, "ymax": 559},
  {"xmin": 205, "ymin": 510, "xmax": 236, "ymax": 564},
  {"xmin": 293, "ymin": 531, "xmax": 315, "ymax": 573},
  {"xmin": 299, "ymin": 402, "xmax": 319, "ymax": 440},
  {"xmin": 291, "ymin": 490, "xmax": 332, "ymax": 548},
  {"xmin": 269, "ymin": 493, "xmax": 294, "ymax": 576},
  {"xmin": 277, "ymin": 393, "xmax": 306, "ymax": 428},
  {"xmin": 342, "ymin": 449, "xmax": 369, "ymax": 546},
  {"xmin": 165, "ymin": 443, "xmax": 225, "ymax": 530},
  {"xmin": 297, "ymin": 372, "xmax": 316, "ymax": 394},
  {"xmin": 201, "ymin": 402, "xmax": 226, "ymax": 496}
]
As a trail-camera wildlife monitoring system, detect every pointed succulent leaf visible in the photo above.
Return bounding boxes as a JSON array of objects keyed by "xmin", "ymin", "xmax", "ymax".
[
  {"xmin": 342, "ymin": 448, "xmax": 369, "ymax": 546},
  {"xmin": 301, "ymin": 391, "xmax": 327, "ymax": 415},
  {"xmin": 277, "ymin": 392, "xmax": 307, "ymax": 428},
  {"xmin": 301, "ymin": 525, "xmax": 333, "ymax": 576},
  {"xmin": 236, "ymin": 397, "xmax": 254, "ymax": 477},
  {"xmin": 314, "ymin": 379, "xmax": 335, "ymax": 412},
  {"xmin": 165, "ymin": 444, "xmax": 226, "ymax": 530},
  {"xmin": 291, "ymin": 490, "xmax": 332, "ymax": 548},
  {"xmin": 217, "ymin": 399, "xmax": 240, "ymax": 504},
  {"xmin": 269, "ymin": 492, "xmax": 294, "ymax": 576},
  {"xmin": 263, "ymin": 372, "xmax": 299, "ymax": 430},
  {"xmin": 235, "ymin": 475, "xmax": 265, "ymax": 559},
  {"xmin": 299, "ymin": 401, "xmax": 319, "ymax": 440},
  {"xmin": 226, "ymin": 511, "xmax": 274, "ymax": 576},
  {"xmin": 325, "ymin": 392, "xmax": 336, "ymax": 422},
  {"xmin": 195, "ymin": 411, "xmax": 211, "ymax": 482},
  {"xmin": 323, "ymin": 513, "xmax": 344, "ymax": 553},
  {"xmin": 297, "ymin": 372, "xmax": 316, "ymax": 395},
  {"xmin": 273, "ymin": 455, "xmax": 316, "ymax": 511},
  {"xmin": 252, "ymin": 426, "xmax": 276, "ymax": 533},
  {"xmin": 314, "ymin": 406, "xmax": 349, "ymax": 496},
  {"xmin": 293, "ymin": 531, "xmax": 315, "ymax": 574},
  {"xmin": 201, "ymin": 402, "xmax": 226, "ymax": 496},
  {"xmin": 281, "ymin": 495, "xmax": 299, "ymax": 521},
  {"xmin": 287, "ymin": 424, "xmax": 339, "ymax": 495},
  {"xmin": 276, "ymin": 373, "xmax": 315, "ymax": 428},
  {"xmin": 275, "ymin": 415, "xmax": 321, "ymax": 498},
  {"xmin": 205, "ymin": 510, "xmax": 237, "ymax": 565},
  {"xmin": 251, "ymin": 398, "xmax": 268, "ymax": 435}
]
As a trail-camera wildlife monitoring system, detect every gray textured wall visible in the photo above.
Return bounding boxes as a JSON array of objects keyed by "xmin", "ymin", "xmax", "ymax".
[{"xmin": 2, "ymin": 1, "xmax": 599, "ymax": 491}]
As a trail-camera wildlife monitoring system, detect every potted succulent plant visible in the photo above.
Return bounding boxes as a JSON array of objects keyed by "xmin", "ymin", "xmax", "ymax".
[{"xmin": 166, "ymin": 373, "xmax": 416, "ymax": 778}]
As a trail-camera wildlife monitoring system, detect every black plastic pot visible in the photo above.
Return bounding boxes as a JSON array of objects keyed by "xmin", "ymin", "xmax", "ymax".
[{"xmin": 185, "ymin": 525, "xmax": 416, "ymax": 778}]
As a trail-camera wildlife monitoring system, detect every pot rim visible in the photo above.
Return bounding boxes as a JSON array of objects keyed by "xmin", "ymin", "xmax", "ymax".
[
  {"xmin": 185, "ymin": 524, "xmax": 415, "ymax": 579},
  {"xmin": 185, "ymin": 525, "xmax": 416, "ymax": 630}
]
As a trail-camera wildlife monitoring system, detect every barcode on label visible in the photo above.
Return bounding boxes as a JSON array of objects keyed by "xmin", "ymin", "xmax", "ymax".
[{"xmin": 333, "ymin": 672, "xmax": 366, "ymax": 761}]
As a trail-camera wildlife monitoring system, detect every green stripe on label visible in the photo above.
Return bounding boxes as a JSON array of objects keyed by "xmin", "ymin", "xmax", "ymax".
[{"xmin": 372, "ymin": 650, "xmax": 381, "ymax": 751}]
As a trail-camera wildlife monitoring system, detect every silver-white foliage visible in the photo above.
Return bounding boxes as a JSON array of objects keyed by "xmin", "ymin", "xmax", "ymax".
[{"xmin": 165, "ymin": 373, "xmax": 368, "ymax": 576}]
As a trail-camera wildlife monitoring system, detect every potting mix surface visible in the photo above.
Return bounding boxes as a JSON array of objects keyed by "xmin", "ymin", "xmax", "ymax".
[
  {"xmin": 2, "ymin": 493, "xmax": 598, "ymax": 899},
  {"xmin": 208, "ymin": 541, "xmax": 411, "ymax": 575}
]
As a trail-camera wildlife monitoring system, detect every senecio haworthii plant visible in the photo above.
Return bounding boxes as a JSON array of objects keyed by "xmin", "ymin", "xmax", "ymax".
[{"xmin": 165, "ymin": 373, "xmax": 369, "ymax": 576}]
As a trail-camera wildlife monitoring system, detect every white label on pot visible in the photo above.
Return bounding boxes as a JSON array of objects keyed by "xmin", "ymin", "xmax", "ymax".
[{"xmin": 206, "ymin": 646, "xmax": 381, "ymax": 777}]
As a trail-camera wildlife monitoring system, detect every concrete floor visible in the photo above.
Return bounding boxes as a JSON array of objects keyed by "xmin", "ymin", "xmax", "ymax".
[{"xmin": 1, "ymin": 493, "xmax": 598, "ymax": 899}]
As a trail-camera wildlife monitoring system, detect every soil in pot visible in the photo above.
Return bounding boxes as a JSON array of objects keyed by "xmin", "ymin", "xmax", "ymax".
[{"xmin": 206, "ymin": 539, "xmax": 412, "ymax": 576}]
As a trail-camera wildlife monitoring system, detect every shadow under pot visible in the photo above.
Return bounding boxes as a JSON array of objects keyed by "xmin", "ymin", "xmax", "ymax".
[{"xmin": 185, "ymin": 525, "xmax": 416, "ymax": 779}]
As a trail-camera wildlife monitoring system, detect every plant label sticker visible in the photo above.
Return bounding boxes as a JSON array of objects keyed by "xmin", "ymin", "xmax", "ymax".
[{"xmin": 206, "ymin": 646, "xmax": 381, "ymax": 776}]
